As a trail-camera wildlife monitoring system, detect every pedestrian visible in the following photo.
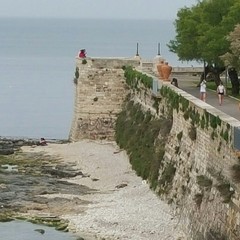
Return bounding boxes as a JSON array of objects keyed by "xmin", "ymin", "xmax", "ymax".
[
  {"xmin": 199, "ymin": 79, "xmax": 207, "ymax": 102},
  {"xmin": 217, "ymin": 81, "xmax": 225, "ymax": 105},
  {"xmin": 171, "ymin": 78, "xmax": 179, "ymax": 88}
]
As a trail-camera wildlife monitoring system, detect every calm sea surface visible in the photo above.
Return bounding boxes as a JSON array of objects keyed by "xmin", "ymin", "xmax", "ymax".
[
  {"xmin": 0, "ymin": 18, "xmax": 198, "ymax": 139},
  {"xmin": 0, "ymin": 220, "xmax": 76, "ymax": 240}
]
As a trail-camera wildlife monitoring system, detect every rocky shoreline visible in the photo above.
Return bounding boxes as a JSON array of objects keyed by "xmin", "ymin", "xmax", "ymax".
[
  {"xmin": 0, "ymin": 137, "xmax": 69, "ymax": 155},
  {"xmin": 0, "ymin": 137, "xmax": 89, "ymax": 238},
  {"xmin": 0, "ymin": 139, "xmax": 186, "ymax": 240}
]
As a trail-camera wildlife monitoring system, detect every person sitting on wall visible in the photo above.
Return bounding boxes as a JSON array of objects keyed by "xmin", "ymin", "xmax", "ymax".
[
  {"xmin": 39, "ymin": 138, "xmax": 47, "ymax": 146},
  {"xmin": 78, "ymin": 49, "xmax": 86, "ymax": 58}
]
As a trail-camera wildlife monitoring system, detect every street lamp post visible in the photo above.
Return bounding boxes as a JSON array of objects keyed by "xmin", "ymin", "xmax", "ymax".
[
  {"xmin": 136, "ymin": 42, "xmax": 139, "ymax": 56},
  {"xmin": 157, "ymin": 42, "xmax": 161, "ymax": 56}
]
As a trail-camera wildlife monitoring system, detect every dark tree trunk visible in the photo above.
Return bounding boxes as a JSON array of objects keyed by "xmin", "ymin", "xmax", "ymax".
[
  {"xmin": 199, "ymin": 65, "xmax": 225, "ymax": 86},
  {"xmin": 228, "ymin": 67, "xmax": 239, "ymax": 96},
  {"xmin": 210, "ymin": 66, "xmax": 225, "ymax": 86},
  {"xmin": 198, "ymin": 65, "xmax": 211, "ymax": 87},
  {"xmin": 200, "ymin": 65, "xmax": 211, "ymax": 82}
]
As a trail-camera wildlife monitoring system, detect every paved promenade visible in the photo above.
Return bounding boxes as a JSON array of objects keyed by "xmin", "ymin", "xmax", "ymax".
[{"xmin": 172, "ymin": 73, "xmax": 240, "ymax": 122}]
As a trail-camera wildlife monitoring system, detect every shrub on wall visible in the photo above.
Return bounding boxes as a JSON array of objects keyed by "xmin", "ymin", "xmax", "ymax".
[
  {"xmin": 122, "ymin": 65, "xmax": 152, "ymax": 89},
  {"xmin": 82, "ymin": 59, "xmax": 87, "ymax": 64}
]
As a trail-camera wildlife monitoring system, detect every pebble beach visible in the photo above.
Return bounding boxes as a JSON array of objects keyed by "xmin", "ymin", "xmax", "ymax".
[{"xmin": 22, "ymin": 140, "xmax": 186, "ymax": 240}]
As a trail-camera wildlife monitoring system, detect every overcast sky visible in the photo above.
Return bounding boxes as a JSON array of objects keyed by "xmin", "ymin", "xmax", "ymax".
[{"xmin": 0, "ymin": 0, "xmax": 198, "ymax": 20}]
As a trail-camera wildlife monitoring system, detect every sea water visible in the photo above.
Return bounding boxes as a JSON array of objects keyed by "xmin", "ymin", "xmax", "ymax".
[
  {"xmin": 0, "ymin": 18, "xmax": 200, "ymax": 140},
  {"xmin": 0, "ymin": 220, "xmax": 76, "ymax": 240}
]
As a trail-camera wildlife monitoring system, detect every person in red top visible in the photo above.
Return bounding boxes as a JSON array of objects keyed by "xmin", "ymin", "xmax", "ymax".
[{"xmin": 78, "ymin": 49, "xmax": 86, "ymax": 58}]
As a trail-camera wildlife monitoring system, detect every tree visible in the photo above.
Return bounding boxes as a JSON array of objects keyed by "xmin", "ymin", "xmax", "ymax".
[
  {"xmin": 220, "ymin": 24, "xmax": 240, "ymax": 95},
  {"xmin": 168, "ymin": 0, "xmax": 240, "ymax": 91}
]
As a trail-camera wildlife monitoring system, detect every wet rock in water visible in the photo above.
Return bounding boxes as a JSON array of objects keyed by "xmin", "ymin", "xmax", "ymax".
[
  {"xmin": 55, "ymin": 222, "xmax": 69, "ymax": 231},
  {"xmin": 34, "ymin": 228, "xmax": 45, "ymax": 234},
  {"xmin": 0, "ymin": 146, "xmax": 96, "ymax": 225}
]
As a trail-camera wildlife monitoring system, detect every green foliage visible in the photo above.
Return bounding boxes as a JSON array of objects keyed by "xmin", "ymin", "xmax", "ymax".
[
  {"xmin": 204, "ymin": 110, "xmax": 210, "ymax": 129},
  {"xmin": 210, "ymin": 114, "xmax": 221, "ymax": 129},
  {"xmin": 82, "ymin": 59, "xmax": 87, "ymax": 64},
  {"xmin": 179, "ymin": 96, "xmax": 189, "ymax": 112},
  {"xmin": 115, "ymin": 100, "xmax": 173, "ymax": 189},
  {"xmin": 168, "ymin": 0, "xmax": 240, "ymax": 66},
  {"xmin": 221, "ymin": 24, "xmax": 240, "ymax": 71},
  {"xmin": 190, "ymin": 108, "xmax": 200, "ymax": 125},
  {"xmin": 73, "ymin": 67, "xmax": 79, "ymax": 84},
  {"xmin": 220, "ymin": 128, "xmax": 229, "ymax": 142},
  {"xmin": 161, "ymin": 85, "xmax": 188, "ymax": 114},
  {"xmin": 75, "ymin": 67, "xmax": 79, "ymax": 78},
  {"xmin": 123, "ymin": 66, "xmax": 152, "ymax": 89}
]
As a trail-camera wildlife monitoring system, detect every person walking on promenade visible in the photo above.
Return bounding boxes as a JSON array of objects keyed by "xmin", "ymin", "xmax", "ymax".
[
  {"xmin": 217, "ymin": 81, "xmax": 226, "ymax": 106},
  {"xmin": 200, "ymin": 79, "xmax": 207, "ymax": 102}
]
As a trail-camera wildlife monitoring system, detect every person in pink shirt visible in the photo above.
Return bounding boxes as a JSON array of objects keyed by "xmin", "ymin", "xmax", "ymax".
[{"xmin": 78, "ymin": 49, "xmax": 86, "ymax": 58}]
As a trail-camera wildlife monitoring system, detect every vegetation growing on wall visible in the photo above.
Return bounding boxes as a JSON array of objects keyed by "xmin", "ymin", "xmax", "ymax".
[
  {"xmin": 123, "ymin": 65, "xmax": 152, "ymax": 89},
  {"xmin": 82, "ymin": 59, "xmax": 87, "ymax": 64},
  {"xmin": 115, "ymin": 99, "xmax": 172, "ymax": 190},
  {"xmin": 73, "ymin": 67, "xmax": 79, "ymax": 84}
]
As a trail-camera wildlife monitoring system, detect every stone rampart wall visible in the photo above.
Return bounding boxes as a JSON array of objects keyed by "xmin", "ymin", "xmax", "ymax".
[
  {"xmin": 133, "ymin": 81, "xmax": 240, "ymax": 240},
  {"xmin": 69, "ymin": 57, "xmax": 140, "ymax": 141}
]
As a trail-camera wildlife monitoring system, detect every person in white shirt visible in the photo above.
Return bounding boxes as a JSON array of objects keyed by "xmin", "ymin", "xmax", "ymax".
[
  {"xmin": 200, "ymin": 79, "xmax": 207, "ymax": 102},
  {"xmin": 217, "ymin": 81, "xmax": 225, "ymax": 105}
]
